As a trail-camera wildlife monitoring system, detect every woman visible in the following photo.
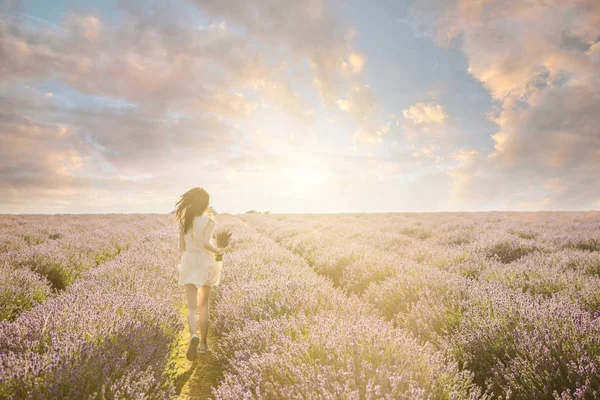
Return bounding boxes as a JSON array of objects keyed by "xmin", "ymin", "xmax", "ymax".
[{"xmin": 175, "ymin": 187, "xmax": 227, "ymax": 360}]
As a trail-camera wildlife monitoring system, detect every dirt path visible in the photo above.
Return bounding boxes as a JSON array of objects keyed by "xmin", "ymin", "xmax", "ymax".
[{"xmin": 171, "ymin": 318, "xmax": 224, "ymax": 400}]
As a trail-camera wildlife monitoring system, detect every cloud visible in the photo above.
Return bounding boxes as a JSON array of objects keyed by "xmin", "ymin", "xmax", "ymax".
[
  {"xmin": 65, "ymin": 14, "xmax": 102, "ymax": 41},
  {"xmin": 409, "ymin": 0, "xmax": 600, "ymax": 209},
  {"xmin": 352, "ymin": 123, "xmax": 390, "ymax": 145},
  {"xmin": 0, "ymin": 0, "xmax": 400, "ymax": 212},
  {"xmin": 0, "ymin": 80, "xmax": 236, "ymax": 211},
  {"xmin": 190, "ymin": 0, "xmax": 383, "ymax": 140},
  {"xmin": 399, "ymin": 101, "xmax": 448, "ymax": 162},
  {"xmin": 190, "ymin": 0, "xmax": 366, "ymax": 105},
  {"xmin": 0, "ymin": 4, "xmax": 314, "ymax": 120},
  {"xmin": 2, "ymin": 0, "xmax": 360, "ymax": 211},
  {"xmin": 342, "ymin": 52, "xmax": 365, "ymax": 75},
  {"xmin": 336, "ymin": 99, "xmax": 350, "ymax": 112},
  {"xmin": 337, "ymin": 84, "xmax": 376, "ymax": 120},
  {"xmin": 334, "ymin": 84, "xmax": 392, "ymax": 145},
  {"xmin": 402, "ymin": 102, "xmax": 447, "ymax": 125}
]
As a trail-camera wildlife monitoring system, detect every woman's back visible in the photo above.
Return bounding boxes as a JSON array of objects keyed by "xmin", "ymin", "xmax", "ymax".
[
  {"xmin": 184, "ymin": 214, "xmax": 215, "ymax": 253},
  {"xmin": 178, "ymin": 211, "xmax": 221, "ymax": 287},
  {"xmin": 174, "ymin": 186, "xmax": 221, "ymax": 360}
]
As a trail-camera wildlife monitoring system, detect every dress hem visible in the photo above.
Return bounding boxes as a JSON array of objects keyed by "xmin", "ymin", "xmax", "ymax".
[{"xmin": 178, "ymin": 280, "xmax": 220, "ymax": 288}]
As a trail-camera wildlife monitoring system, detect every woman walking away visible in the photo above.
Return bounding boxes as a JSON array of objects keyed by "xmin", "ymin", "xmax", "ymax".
[{"xmin": 175, "ymin": 187, "xmax": 227, "ymax": 361}]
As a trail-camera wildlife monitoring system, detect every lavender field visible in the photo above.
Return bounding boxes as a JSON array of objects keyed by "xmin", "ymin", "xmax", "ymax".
[{"xmin": 1, "ymin": 212, "xmax": 600, "ymax": 399}]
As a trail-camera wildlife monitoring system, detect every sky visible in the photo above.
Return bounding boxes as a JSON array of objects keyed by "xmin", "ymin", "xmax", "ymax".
[{"xmin": 1, "ymin": 0, "xmax": 599, "ymax": 214}]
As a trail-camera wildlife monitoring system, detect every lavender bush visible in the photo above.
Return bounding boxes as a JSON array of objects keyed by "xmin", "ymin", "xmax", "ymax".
[
  {"xmin": 0, "ymin": 223, "xmax": 183, "ymax": 399},
  {"xmin": 241, "ymin": 211, "xmax": 600, "ymax": 398},
  {"xmin": 0, "ymin": 266, "xmax": 51, "ymax": 322},
  {"xmin": 208, "ymin": 218, "xmax": 479, "ymax": 399},
  {"xmin": 0, "ymin": 214, "xmax": 171, "ymax": 321},
  {"xmin": 2, "ymin": 211, "xmax": 600, "ymax": 398}
]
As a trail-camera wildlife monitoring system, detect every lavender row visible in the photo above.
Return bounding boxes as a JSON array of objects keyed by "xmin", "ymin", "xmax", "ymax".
[
  {"xmin": 446, "ymin": 282, "xmax": 600, "ymax": 398},
  {"xmin": 0, "ymin": 268, "xmax": 51, "ymax": 322},
  {"xmin": 207, "ymin": 217, "xmax": 480, "ymax": 399},
  {"xmin": 241, "ymin": 212, "xmax": 600, "ymax": 280},
  {"xmin": 240, "ymin": 213, "xmax": 600, "ymax": 398},
  {"xmin": 0, "ymin": 214, "xmax": 172, "ymax": 321},
  {"xmin": 0, "ymin": 225, "xmax": 184, "ymax": 399},
  {"xmin": 240, "ymin": 214, "xmax": 472, "ymax": 346},
  {"xmin": 0, "ymin": 214, "xmax": 168, "ymax": 253},
  {"xmin": 241, "ymin": 213, "xmax": 600, "ymax": 314}
]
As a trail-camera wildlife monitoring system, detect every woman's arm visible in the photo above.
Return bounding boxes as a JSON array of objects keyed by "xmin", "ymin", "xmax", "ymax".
[
  {"xmin": 201, "ymin": 218, "xmax": 221, "ymax": 254},
  {"xmin": 179, "ymin": 224, "xmax": 186, "ymax": 253}
]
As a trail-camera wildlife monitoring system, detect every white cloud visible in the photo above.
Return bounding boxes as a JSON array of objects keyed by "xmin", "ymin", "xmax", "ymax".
[
  {"xmin": 409, "ymin": 0, "xmax": 600, "ymax": 209},
  {"xmin": 399, "ymin": 101, "xmax": 449, "ymax": 162},
  {"xmin": 336, "ymin": 99, "xmax": 349, "ymax": 112},
  {"xmin": 352, "ymin": 123, "xmax": 390, "ymax": 145},
  {"xmin": 402, "ymin": 102, "xmax": 446, "ymax": 125},
  {"xmin": 190, "ymin": 0, "xmax": 368, "ymax": 106},
  {"xmin": 342, "ymin": 52, "xmax": 365, "ymax": 75}
]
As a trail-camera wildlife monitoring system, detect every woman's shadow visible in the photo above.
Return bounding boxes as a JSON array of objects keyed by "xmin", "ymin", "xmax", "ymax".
[
  {"xmin": 174, "ymin": 330, "xmax": 223, "ymax": 398},
  {"xmin": 175, "ymin": 361, "xmax": 197, "ymax": 394}
]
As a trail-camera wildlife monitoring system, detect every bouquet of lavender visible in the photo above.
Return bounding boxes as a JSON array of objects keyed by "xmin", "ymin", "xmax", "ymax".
[{"xmin": 215, "ymin": 230, "xmax": 232, "ymax": 262}]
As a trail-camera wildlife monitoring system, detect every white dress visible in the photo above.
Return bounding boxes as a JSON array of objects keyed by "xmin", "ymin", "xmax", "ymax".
[{"xmin": 177, "ymin": 214, "xmax": 222, "ymax": 287}]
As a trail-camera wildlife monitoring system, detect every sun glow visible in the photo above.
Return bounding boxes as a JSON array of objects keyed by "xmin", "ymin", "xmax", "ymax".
[{"xmin": 286, "ymin": 165, "xmax": 324, "ymax": 186}]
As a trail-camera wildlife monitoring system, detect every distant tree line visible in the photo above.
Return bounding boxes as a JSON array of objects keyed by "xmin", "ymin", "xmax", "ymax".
[{"xmin": 245, "ymin": 210, "xmax": 270, "ymax": 214}]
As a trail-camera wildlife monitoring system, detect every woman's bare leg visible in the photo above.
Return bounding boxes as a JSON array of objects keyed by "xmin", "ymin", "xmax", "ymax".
[
  {"xmin": 184, "ymin": 284, "xmax": 198, "ymax": 336},
  {"xmin": 198, "ymin": 285, "xmax": 212, "ymax": 345}
]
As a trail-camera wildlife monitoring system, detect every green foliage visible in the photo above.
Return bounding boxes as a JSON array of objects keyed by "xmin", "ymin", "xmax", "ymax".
[
  {"xmin": 486, "ymin": 239, "xmax": 538, "ymax": 264},
  {"xmin": 566, "ymin": 238, "xmax": 600, "ymax": 252},
  {"xmin": 20, "ymin": 234, "xmax": 44, "ymax": 246},
  {"xmin": 0, "ymin": 268, "xmax": 51, "ymax": 321},
  {"xmin": 400, "ymin": 227, "xmax": 432, "ymax": 240},
  {"xmin": 14, "ymin": 256, "xmax": 76, "ymax": 290},
  {"xmin": 508, "ymin": 229, "xmax": 538, "ymax": 240}
]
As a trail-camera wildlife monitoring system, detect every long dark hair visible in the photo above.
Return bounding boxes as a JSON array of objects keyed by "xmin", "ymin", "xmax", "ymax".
[{"xmin": 175, "ymin": 187, "xmax": 210, "ymax": 234}]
